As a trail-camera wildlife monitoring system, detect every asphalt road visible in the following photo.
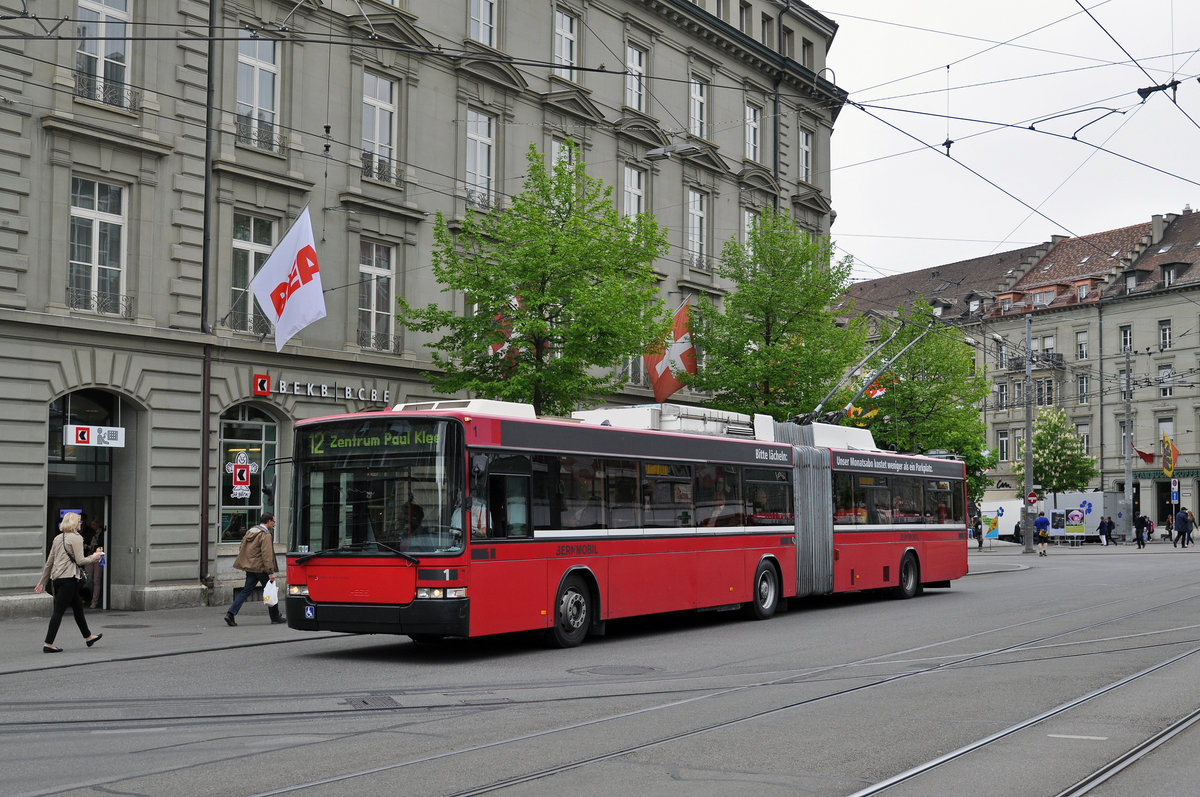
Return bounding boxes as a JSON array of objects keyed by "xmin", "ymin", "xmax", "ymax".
[{"xmin": 4, "ymin": 540, "xmax": 1200, "ymax": 796}]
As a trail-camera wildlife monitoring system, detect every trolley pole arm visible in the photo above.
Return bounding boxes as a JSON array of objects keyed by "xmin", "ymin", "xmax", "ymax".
[
  {"xmin": 792, "ymin": 325, "xmax": 903, "ymax": 424},
  {"xmin": 820, "ymin": 321, "xmax": 936, "ymax": 426}
]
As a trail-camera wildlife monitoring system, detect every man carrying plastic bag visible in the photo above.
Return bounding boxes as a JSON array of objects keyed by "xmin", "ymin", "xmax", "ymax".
[{"xmin": 224, "ymin": 512, "xmax": 285, "ymax": 626}]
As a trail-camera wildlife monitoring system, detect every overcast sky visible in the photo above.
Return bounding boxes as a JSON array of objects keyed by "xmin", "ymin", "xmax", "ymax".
[{"xmin": 817, "ymin": 0, "xmax": 1200, "ymax": 283}]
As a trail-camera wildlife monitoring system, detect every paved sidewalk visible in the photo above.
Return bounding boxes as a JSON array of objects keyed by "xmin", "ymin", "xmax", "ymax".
[{"xmin": 0, "ymin": 603, "xmax": 328, "ymax": 676}]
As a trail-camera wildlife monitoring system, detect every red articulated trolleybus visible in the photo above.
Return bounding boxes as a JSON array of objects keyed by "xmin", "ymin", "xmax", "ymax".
[{"xmin": 284, "ymin": 400, "xmax": 967, "ymax": 647}]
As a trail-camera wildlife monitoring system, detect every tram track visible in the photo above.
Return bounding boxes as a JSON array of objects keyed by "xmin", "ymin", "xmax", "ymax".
[{"xmin": 238, "ymin": 595, "xmax": 1200, "ymax": 796}]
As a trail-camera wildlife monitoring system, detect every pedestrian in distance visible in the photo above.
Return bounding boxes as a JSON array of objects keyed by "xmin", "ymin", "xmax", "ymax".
[
  {"xmin": 973, "ymin": 516, "xmax": 984, "ymax": 550},
  {"xmin": 224, "ymin": 512, "xmax": 284, "ymax": 626},
  {"xmin": 1174, "ymin": 507, "xmax": 1191, "ymax": 549},
  {"xmin": 1035, "ymin": 511, "xmax": 1050, "ymax": 556},
  {"xmin": 1189, "ymin": 510, "xmax": 1197, "ymax": 547},
  {"xmin": 33, "ymin": 511, "xmax": 103, "ymax": 653},
  {"xmin": 1096, "ymin": 516, "xmax": 1108, "ymax": 547}
]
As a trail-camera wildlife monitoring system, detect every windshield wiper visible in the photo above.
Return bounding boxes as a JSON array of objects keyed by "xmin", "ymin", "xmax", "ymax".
[{"xmin": 294, "ymin": 542, "xmax": 419, "ymax": 565}]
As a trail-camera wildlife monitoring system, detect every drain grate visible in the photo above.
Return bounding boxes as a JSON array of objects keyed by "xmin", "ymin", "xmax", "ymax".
[{"xmin": 344, "ymin": 695, "xmax": 400, "ymax": 710}]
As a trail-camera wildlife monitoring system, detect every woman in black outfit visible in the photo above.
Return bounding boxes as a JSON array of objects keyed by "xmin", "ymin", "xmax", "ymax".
[{"xmin": 34, "ymin": 512, "xmax": 103, "ymax": 653}]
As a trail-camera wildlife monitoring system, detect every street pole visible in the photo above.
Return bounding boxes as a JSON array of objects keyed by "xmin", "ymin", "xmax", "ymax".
[
  {"xmin": 1023, "ymin": 313, "xmax": 1036, "ymax": 554},
  {"xmin": 1124, "ymin": 346, "xmax": 1134, "ymax": 543}
]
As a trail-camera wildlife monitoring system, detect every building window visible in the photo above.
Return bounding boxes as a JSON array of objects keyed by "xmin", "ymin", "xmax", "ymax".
[
  {"xmin": 745, "ymin": 104, "xmax": 761, "ymax": 161},
  {"xmin": 738, "ymin": 1, "xmax": 751, "ymax": 34},
  {"xmin": 799, "ymin": 128, "xmax": 812, "ymax": 183},
  {"xmin": 1077, "ymin": 374, "xmax": 1089, "ymax": 404},
  {"xmin": 469, "ymin": 0, "xmax": 496, "ymax": 47},
  {"xmin": 1119, "ymin": 369, "xmax": 1130, "ymax": 400},
  {"xmin": 689, "ymin": 78, "xmax": 708, "ymax": 138},
  {"xmin": 553, "ymin": 9, "xmax": 578, "ymax": 81},
  {"xmin": 1077, "ymin": 284, "xmax": 1089, "ymax": 300},
  {"xmin": 743, "ymin": 208, "xmax": 757, "ymax": 247},
  {"xmin": 996, "ymin": 382, "xmax": 1008, "ymax": 410},
  {"xmin": 996, "ymin": 340, "xmax": 1008, "ymax": 369},
  {"xmin": 69, "ymin": 176, "xmax": 127, "ymax": 316},
  {"xmin": 1163, "ymin": 264, "xmax": 1176, "ymax": 287},
  {"xmin": 1126, "ymin": 272, "xmax": 1137, "ymax": 292},
  {"xmin": 996, "ymin": 430, "xmax": 1009, "ymax": 462},
  {"xmin": 230, "ymin": 212, "xmax": 274, "ymax": 333},
  {"xmin": 622, "ymin": 355, "xmax": 647, "ymax": 387},
  {"xmin": 781, "ymin": 27, "xmax": 795, "ymax": 58},
  {"xmin": 465, "ymin": 109, "xmax": 494, "ymax": 208},
  {"xmin": 625, "ymin": 44, "xmax": 646, "ymax": 111},
  {"xmin": 622, "ymin": 165, "xmax": 645, "ymax": 217},
  {"xmin": 686, "ymin": 188, "xmax": 708, "ymax": 269},
  {"xmin": 1119, "ymin": 325, "xmax": 1132, "ymax": 353},
  {"xmin": 219, "ymin": 405, "xmax": 277, "ymax": 541},
  {"xmin": 362, "ymin": 73, "xmax": 397, "ymax": 183},
  {"xmin": 1076, "ymin": 423, "xmax": 1090, "ymax": 453},
  {"xmin": 715, "ymin": 0, "xmax": 729, "ymax": 21},
  {"xmin": 236, "ymin": 31, "xmax": 279, "ymax": 151},
  {"xmin": 1035, "ymin": 377, "xmax": 1054, "ymax": 406},
  {"xmin": 358, "ymin": 241, "xmax": 394, "ymax": 351},
  {"xmin": 1013, "ymin": 380, "xmax": 1023, "ymax": 407},
  {"xmin": 75, "ymin": 0, "xmax": 131, "ymax": 109},
  {"xmin": 1159, "ymin": 319, "xmax": 1172, "ymax": 350},
  {"xmin": 1076, "ymin": 330, "xmax": 1088, "ymax": 359},
  {"xmin": 760, "ymin": 13, "xmax": 773, "ymax": 46},
  {"xmin": 1041, "ymin": 335, "xmax": 1055, "ymax": 356},
  {"xmin": 1119, "ymin": 421, "xmax": 1129, "ymax": 456},
  {"xmin": 1160, "ymin": 365, "xmax": 1174, "ymax": 397},
  {"xmin": 801, "ymin": 38, "xmax": 814, "ymax": 69}
]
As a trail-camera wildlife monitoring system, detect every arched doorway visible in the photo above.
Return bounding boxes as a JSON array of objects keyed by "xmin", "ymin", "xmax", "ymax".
[
  {"xmin": 48, "ymin": 389, "xmax": 126, "ymax": 608},
  {"xmin": 218, "ymin": 404, "xmax": 278, "ymax": 541}
]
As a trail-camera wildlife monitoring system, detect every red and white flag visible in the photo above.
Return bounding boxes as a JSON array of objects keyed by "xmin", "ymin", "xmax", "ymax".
[
  {"xmin": 250, "ymin": 207, "xmax": 326, "ymax": 352},
  {"xmin": 645, "ymin": 301, "xmax": 697, "ymax": 403}
]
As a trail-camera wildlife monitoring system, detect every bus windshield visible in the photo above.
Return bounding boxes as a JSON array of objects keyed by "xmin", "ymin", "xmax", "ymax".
[{"xmin": 292, "ymin": 417, "xmax": 465, "ymax": 556}]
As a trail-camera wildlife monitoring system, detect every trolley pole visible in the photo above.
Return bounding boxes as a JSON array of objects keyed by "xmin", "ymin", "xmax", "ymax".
[
  {"xmin": 1124, "ymin": 346, "xmax": 1134, "ymax": 543},
  {"xmin": 1023, "ymin": 313, "xmax": 1036, "ymax": 554}
]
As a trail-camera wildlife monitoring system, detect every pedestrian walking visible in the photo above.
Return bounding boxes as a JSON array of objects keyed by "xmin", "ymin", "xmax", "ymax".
[
  {"xmin": 1035, "ymin": 511, "xmax": 1050, "ymax": 556},
  {"xmin": 33, "ymin": 512, "xmax": 104, "ymax": 653},
  {"xmin": 1096, "ymin": 516, "xmax": 1108, "ymax": 547},
  {"xmin": 1175, "ymin": 507, "xmax": 1191, "ymax": 549},
  {"xmin": 224, "ymin": 512, "xmax": 284, "ymax": 626},
  {"xmin": 973, "ymin": 516, "xmax": 984, "ymax": 550},
  {"xmin": 1189, "ymin": 510, "xmax": 1196, "ymax": 546}
]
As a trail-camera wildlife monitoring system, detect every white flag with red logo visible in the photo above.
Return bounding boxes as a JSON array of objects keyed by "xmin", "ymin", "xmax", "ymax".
[
  {"xmin": 645, "ymin": 301, "xmax": 697, "ymax": 403},
  {"xmin": 249, "ymin": 207, "xmax": 326, "ymax": 352}
]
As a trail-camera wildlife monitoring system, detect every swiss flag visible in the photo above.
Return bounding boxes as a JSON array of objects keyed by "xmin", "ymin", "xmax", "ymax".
[
  {"xmin": 645, "ymin": 302, "xmax": 697, "ymax": 403},
  {"xmin": 250, "ymin": 207, "xmax": 326, "ymax": 351}
]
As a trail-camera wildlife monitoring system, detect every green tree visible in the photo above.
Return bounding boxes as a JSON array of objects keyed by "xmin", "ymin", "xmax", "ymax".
[
  {"xmin": 686, "ymin": 209, "xmax": 867, "ymax": 421},
  {"xmin": 399, "ymin": 142, "xmax": 670, "ymax": 416},
  {"xmin": 1012, "ymin": 405, "xmax": 1099, "ymax": 503},
  {"xmin": 855, "ymin": 302, "xmax": 995, "ymax": 506}
]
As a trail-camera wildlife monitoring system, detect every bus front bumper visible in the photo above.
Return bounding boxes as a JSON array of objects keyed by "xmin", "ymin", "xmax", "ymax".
[{"xmin": 286, "ymin": 595, "xmax": 470, "ymax": 636}]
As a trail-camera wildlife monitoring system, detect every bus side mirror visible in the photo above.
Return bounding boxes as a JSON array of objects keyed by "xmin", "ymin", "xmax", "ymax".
[{"xmin": 262, "ymin": 474, "xmax": 276, "ymax": 509}]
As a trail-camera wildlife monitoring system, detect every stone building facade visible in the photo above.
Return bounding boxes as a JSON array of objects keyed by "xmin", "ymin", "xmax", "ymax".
[{"xmin": 0, "ymin": 0, "xmax": 844, "ymax": 615}]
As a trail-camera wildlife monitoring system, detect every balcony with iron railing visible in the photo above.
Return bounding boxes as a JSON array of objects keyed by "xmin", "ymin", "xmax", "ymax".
[
  {"xmin": 357, "ymin": 328, "xmax": 401, "ymax": 353},
  {"xmin": 74, "ymin": 72, "xmax": 140, "ymax": 112},
  {"xmin": 66, "ymin": 287, "xmax": 135, "ymax": 319},
  {"xmin": 235, "ymin": 117, "xmax": 287, "ymax": 154},
  {"xmin": 465, "ymin": 188, "xmax": 493, "ymax": 211},
  {"xmin": 361, "ymin": 152, "xmax": 403, "ymax": 187},
  {"xmin": 224, "ymin": 310, "xmax": 274, "ymax": 337}
]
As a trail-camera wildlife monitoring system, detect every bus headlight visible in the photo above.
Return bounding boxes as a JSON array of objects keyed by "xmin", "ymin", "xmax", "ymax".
[
  {"xmin": 288, "ymin": 584, "xmax": 308, "ymax": 596},
  {"xmin": 417, "ymin": 587, "xmax": 467, "ymax": 599}
]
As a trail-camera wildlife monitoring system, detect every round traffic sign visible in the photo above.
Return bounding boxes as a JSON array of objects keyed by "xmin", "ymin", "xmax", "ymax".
[{"xmin": 1027, "ymin": 491, "xmax": 1038, "ymax": 505}]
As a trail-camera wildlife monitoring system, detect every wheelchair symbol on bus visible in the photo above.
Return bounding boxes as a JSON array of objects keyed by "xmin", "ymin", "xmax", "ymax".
[{"xmin": 304, "ymin": 606, "xmax": 315, "ymax": 619}]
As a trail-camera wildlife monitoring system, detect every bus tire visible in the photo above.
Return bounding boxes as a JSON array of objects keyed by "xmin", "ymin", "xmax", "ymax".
[
  {"xmin": 552, "ymin": 575, "xmax": 591, "ymax": 648},
  {"xmin": 895, "ymin": 553, "xmax": 921, "ymax": 599},
  {"xmin": 745, "ymin": 560, "xmax": 779, "ymax": 620}
]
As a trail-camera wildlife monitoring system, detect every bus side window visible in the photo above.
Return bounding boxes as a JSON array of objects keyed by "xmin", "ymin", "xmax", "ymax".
[{"xmin": 489, "ymin": 474, "xmax": 531, "ymax": 538}]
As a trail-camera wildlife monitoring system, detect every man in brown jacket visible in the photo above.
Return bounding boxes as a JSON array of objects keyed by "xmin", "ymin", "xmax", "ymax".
[{"xmin": 224, "ymin": 512, "xmax": 283, "ymax": 626}]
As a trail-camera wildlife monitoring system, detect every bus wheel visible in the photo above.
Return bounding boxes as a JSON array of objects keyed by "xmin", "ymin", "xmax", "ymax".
[
  {"xmin": 552, "ymin": 575, "xmax": 591, "ymax": 648},
  {"xmin": 895, "ymin": 554, "xmax": 921, "ymax": 599},
  {"xmin": 745, "ymin": 561, "xmax": 779, "ymax": 620}
]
